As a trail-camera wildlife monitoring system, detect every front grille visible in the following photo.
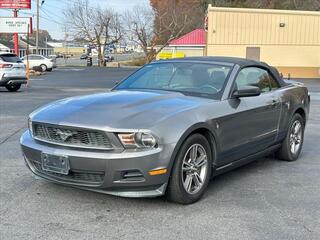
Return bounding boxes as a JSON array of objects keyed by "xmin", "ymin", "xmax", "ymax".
[
  {"xmin": 33, "ymin": 123, "xmax": 112, "ymax": 149},
  {"xmin": 32, "ymin": 160, "xmax": 104, "ymax": 184}
]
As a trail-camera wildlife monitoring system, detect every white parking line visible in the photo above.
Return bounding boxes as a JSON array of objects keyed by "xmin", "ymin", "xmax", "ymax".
[
  {"xmin": 29, "ymin": 78, "xmax": 45, "ymax": 81},
  {"xmin": 55, "ymin": 68, "xmax": 85, "ymax": 72}
]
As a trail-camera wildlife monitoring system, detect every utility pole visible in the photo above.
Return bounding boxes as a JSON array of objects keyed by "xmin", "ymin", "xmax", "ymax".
[
  {"xmin": 45, "ymin": 37, "xmax": 48, "ymax": 55},
  {"xmin": 36, "ymin": 0, "xmax": 40, "ymax": 54},
  {"xmin": 64, "ymin": 26, "xmax": 68, "ymax": 54},
  {"xmin": 64, "ymin": 26, "xmax": 68, "ymax": 63},
  {"xmin": 13, "ymin": 9, "xmax": 19, "ymax": 56},
  {"xmin": 26, "ymin": 24, "xmax": 30, "ymax": 85}
]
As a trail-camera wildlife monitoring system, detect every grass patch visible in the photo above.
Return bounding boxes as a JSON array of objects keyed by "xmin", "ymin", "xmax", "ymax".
[{"xmin": 121, "ymin": 57, "xmax": 147, "ymax": 67}]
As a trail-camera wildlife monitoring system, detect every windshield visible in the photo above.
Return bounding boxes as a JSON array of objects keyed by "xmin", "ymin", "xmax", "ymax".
[
  {"xmin": 0, "ymin": 54, "xmax": 22, "ymax": 63},
  {"xmin": 115, "ymin": 62, "xmax": 232, "ymax": 99}
]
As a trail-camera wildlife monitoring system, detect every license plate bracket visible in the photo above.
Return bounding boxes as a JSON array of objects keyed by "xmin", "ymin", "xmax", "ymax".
[{"xmin": 41, "ymin": 153, "xmax": 70, "ymax": 175}]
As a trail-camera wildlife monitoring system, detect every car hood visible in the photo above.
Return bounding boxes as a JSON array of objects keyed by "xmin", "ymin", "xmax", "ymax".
[{"xmin": 31, "ymin": 90, "xmax": 211, "ymax": 130}]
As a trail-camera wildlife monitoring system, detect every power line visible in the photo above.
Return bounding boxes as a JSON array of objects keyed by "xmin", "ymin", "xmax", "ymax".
[
  {"xmin": 40, "ymin": 8, "xmax": 63, "ymax": 23},
  {"xmin": 16, "ymin": 10, "xmax": 64, "ymax": 25},
  {"xmin": 0, "ymin": 3, "xmax": 66, "ymax": 25},
  {"xmin": 40, "ymin": 1, "xmax": 67, "ymax": 11},
  {"xmin": 33, "ymin": 0, "xmax": 65, "ymax": 24}
]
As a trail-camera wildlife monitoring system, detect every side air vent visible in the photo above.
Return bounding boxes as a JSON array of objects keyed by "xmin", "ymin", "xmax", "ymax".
[{"xmin": 114, "ymin": 170, "xmax": 145, "ymax": 183}]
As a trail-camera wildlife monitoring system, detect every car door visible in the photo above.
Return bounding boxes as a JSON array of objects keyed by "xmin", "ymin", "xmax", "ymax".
[
  {"xmin": 217, "ymin": 67, "xmax": 281, "ymax": 165},
  {"xmin": 34, "ymin": 55, "xmax": 43, "ymax": 67},
  {"xmin": 25, "ymin": 55, "xmax": 35, "ymax": 69}
]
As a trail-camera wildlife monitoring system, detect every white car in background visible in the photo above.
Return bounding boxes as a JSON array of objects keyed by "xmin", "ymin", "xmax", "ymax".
[
  {"xmin": 0, "ymin": 52, "xmax": 27, "ymax": 92},
  {"xmin": 21, "ymin": 54, "xmax": 54, "ymax": 72}
]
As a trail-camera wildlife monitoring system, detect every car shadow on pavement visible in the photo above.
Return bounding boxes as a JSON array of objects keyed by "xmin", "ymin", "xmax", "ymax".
[
  {"xmin": 36, "ymin": 156, "xmax": 286, "ymax": 206},
  {"xmin": 206, "ymin": 157, "xmax": 278, "ymax": 192},
  {"xmin": 0, "ymin": 87, "xmax": 27, "ymax": 94}
]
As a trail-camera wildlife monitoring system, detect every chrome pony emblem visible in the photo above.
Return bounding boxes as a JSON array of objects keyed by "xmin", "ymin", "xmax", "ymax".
[{"xmin": 56, "ymin": 129, "xmax": 74, "ymax": 141}]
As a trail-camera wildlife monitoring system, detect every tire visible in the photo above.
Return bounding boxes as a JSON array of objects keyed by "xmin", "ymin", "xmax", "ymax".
[
  {"xmin": 167, "ymin": 133, "xmax": 213, "ymax": 204},
  {"xmin": 276, "ymin": 113, "xmax": 305, "ymax": 161},
  {"xmin": 40, "ymin": 64, "xmax": 47, "ymax": 72},
  {"xmin": 5, "ymin": 84, "xmax": 21, "ymax": 92}
]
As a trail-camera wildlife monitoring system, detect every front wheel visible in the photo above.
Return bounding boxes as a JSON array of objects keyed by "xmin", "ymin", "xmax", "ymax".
[
  {"xmin": 5, "ymin": 84, "xmax": 21, "ymax": 92},
  {"xmin": 276, "ymin": 113, "xmax": 305, "ymax": 161},
  {"xmin": 167, "ymin": 134, "xmax": 213, "ymax": 204},
  {"xmin": 40, "ymin": 64, "xmax": 47, "ymax": 72}
]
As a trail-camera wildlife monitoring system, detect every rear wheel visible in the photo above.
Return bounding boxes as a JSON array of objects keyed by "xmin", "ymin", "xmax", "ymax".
[
  {"xmin": 40, "ymin": 64, "xmax": 47, "ymax": 72},
  {"xmin": 5, "ymin": 84, "xmax": 21, "ymax": 92},
  {"xmin": 167, "ymin": 134, "xmax": 213, "ymax": 204},
  {"xmin": 276, "ymin": 113, "xmax": 305, "ymax": 161}
]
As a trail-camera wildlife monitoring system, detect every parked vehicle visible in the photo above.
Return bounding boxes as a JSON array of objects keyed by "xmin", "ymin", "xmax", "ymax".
[
  {"xmin": 21, "ymin": 54, "xmax": 54, "ymax": 72},
  {"xmin": 0, "ymin": 53, "xmax": 27, "ymax": 92},
  {"xmin": 63, "ymin": 53, "xmax": 73, "ymax": 59},
  {"xmin": 104, "ymin": 55, "xmax": 114, "ymax": 62},
  {"xmin": 51, "ymin": 53, "xmax": 63, "ymax": 58},
  {"xmin": 47, "ymin": 55, "xmax": 57, "ymax": 68},
  {"xmin": 21, "ymin": 57, "xmax": 310, "ymax": 204},
  {"xmin": 80, "ymin": 54, "xmax": 88, "ymax": 60}
]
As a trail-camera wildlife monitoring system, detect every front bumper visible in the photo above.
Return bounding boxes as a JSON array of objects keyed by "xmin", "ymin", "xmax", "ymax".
[{"xmin": 20, "ymin": 131, "xmax": 174, "ymax": 198}]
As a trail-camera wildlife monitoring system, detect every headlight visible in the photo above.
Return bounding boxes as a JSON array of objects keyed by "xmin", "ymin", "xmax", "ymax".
[
  {"xmin": 118, "ymin": 132, "xmax": 157, "ymax": 148},
  {"xmin": 135, "ymin": 133, "xmax": 157, "ymax": 148},
  {"xmin": 28, "ymin": 118, "xmax": 33, "ymax": 136}
]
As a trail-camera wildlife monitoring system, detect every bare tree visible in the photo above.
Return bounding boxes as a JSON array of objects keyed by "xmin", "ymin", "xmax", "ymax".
[
  {"xmin": 64, "ymin": 0, "xmax": 122, "ymax": 66},
  {"xmin": 124, "ymin": 5, "xmax": 192, "ymax": 63},
  {"xmin": 151, "ymin": 0, "xmax": 205, "ymax": 44}
]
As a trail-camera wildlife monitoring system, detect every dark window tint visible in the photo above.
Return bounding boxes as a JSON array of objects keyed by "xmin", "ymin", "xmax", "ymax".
[
  {"xmin": 235, "ymin": 67, "xmax": 279, "ymax": 93},
  {"xmin": 33, "ymin": 55, "xmax": 44, "ymax": 60},
  {"xmin": 26, "ymin": 55, "xmax": 44, "ymax": 60},
  {"xmin": 0, "ymin": 54, "xmax": 22, "ymax": 63}
]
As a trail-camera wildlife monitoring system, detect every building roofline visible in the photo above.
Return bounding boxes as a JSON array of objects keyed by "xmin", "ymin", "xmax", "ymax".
[
  {"xmin": 169, "ymin": 28, "xmax": 206, "ymax": 46},
  {"xmin": 208, "ymin": 5, "xmax": 320, "ymax": 16},
  {"xmin": 168, "ymin": 44, "xmax": 206, "ymax": 47}
]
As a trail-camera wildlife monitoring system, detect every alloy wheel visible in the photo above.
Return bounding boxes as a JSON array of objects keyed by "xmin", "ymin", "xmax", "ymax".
[
  {"xmin": 181, "ymin": 144, "xmax": 208, "ymax": 194},
  {"xmin": 289, "ymin": 120, "xmax": 302, "ymax": 155}
]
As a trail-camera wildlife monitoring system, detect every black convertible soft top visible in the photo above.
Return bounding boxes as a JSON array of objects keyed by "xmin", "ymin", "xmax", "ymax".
[{"xmin": 158, "ymin": 56, "xmax": 287, "ymax": 87}]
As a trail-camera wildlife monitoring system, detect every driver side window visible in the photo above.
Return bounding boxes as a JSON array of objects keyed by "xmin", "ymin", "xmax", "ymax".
[{"xmin": 235, "ymin": 67, "xmax": 279, "ymax": 93}]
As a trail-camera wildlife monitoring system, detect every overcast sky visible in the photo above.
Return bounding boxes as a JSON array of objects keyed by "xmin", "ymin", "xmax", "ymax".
[{"xmin": 0, "ymin": 0, "xmax": 150, "ymax": 40}]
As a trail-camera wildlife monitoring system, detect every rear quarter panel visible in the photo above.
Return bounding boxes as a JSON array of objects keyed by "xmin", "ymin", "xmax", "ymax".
[{"xmin": 276, "ymin": 83, "xmax": 309, "ymax": 142}]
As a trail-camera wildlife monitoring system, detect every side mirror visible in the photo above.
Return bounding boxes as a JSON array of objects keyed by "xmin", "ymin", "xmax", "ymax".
[{"xmin": 233, "ymin": 85, "xmax": 261, "ymax": 98}]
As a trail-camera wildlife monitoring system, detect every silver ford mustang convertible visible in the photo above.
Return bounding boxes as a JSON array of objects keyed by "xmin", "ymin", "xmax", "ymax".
[{"xmin": 21, "ymin": 57, "xmax": 310, "ymax": 204}]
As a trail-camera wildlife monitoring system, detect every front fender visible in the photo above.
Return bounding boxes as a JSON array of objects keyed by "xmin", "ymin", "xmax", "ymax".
[{"xmin": 156, "ymin": 121, "xmax": 219, "ymax": 176}]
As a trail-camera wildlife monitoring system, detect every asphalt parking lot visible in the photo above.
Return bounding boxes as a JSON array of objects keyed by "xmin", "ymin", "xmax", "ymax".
[
  {"xmin": 0, "ymin": 67, "xmax": 319, "ymax": 240},
  {"xmin": 55, "ymin": 52, "xmax": 144, "ymax": 67}
]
